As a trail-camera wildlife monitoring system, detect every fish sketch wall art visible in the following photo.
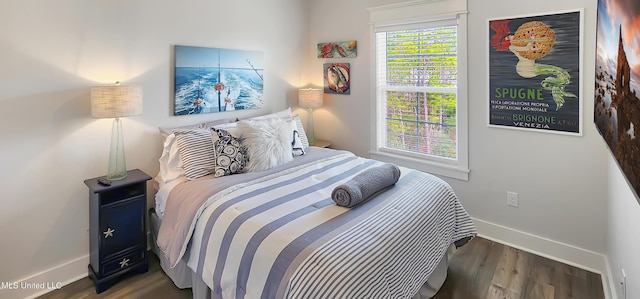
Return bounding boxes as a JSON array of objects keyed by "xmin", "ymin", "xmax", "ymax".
[{"xmin": 174, "ymin": 45, "xmax": 264, "ymax": 115}]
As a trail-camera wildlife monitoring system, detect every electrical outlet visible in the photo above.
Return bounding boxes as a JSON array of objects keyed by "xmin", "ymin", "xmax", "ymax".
[
  {"xmin": 621, "ymin": 268, "xmax": 627, "ymax": 299},
  {"xmin": 507, "ymin": 191, "xmax": 519, "ymax": 207}
]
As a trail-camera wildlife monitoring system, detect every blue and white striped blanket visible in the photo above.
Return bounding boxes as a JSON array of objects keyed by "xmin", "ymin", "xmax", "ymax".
[{"xmin": 159, "ymin": 148, "xmax": 476, "ymax": 299}]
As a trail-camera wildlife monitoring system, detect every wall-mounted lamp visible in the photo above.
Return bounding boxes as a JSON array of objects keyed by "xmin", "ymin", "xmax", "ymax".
[
  {"xmin": 91, "ymin": 82, "xmax": 143, "ymax": 180},
  {"xmin": 298, "ymin": 88, "xmax": 323, "ymax": 146}
]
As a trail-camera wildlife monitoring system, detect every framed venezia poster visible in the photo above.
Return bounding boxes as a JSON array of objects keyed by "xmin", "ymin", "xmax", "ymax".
[
  {"xmin": 487, "ymin": 10, "xmax": 583, "ymax": 135},
  {"xmin": 595, "ymin": 0, "xmax": 640, "ymax": 202}
]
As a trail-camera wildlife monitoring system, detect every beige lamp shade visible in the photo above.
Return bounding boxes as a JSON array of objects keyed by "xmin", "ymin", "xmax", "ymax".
[
  {"xmin": 91, "ymin": 84, "xmax": 143, "ymax": 118},
  {"xmin": 298, "ymin": 88, "xmax": 323, "ymax": 109}
]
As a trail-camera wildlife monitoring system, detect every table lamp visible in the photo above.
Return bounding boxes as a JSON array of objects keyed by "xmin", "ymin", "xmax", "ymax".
[
  {"xmin": 91, "ymin": 82, "xmax": 143, "ymax": 180},
  {"xmin": 298, "ymin": 88, "xmax": 323, "ymax": 146}
]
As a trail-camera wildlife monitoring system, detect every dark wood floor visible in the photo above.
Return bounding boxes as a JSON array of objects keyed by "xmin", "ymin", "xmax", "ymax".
[{"xmin": 39, "ymin": 237, "xmax": 604, "ymax": 299}]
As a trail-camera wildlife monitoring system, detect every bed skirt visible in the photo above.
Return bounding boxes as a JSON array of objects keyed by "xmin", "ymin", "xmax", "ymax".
[{"xmin": 149, "ymin": 209, "xmax": 451, "ymax": 299}]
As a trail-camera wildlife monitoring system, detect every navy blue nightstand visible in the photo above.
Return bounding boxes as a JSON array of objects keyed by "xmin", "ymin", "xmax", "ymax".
[{"xmin": 84, "ymin": 169, "xmax": 151, "ymax": 293}]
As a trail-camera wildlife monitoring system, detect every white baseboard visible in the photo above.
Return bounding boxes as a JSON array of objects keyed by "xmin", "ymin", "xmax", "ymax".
[
  {"xmin": 473, "ymin": 217, "xmax": 614, "ymax": 299},
  {"xmin": 604, "ymin": 257, "xmax": 618, "ymax": 299},
  {"xmin": 1, "ymin": 254, "xmax": 88, "ymax": 299}
]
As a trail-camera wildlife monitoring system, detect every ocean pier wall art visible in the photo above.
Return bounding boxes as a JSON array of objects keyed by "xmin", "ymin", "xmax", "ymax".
[{"xmin": 174, "ymin": 45, "xmax": 264, "ymax": 115}]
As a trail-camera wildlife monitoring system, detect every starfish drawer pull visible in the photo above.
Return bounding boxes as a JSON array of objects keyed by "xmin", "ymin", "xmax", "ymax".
[
  {"xmin": 103, "ymin": 228, "xmax": 115, "ymax": 238},
  {"xmin": 119, "ymin": 258, "xmax": 130, "ymax": 268}
]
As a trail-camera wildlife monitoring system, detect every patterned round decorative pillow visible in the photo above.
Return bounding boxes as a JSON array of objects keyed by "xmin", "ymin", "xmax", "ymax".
[{"xmin": 211, "ymin": 128, "xmax": 248, "ymax": 177}]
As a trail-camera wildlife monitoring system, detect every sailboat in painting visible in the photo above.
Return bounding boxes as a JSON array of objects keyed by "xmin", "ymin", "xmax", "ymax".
[{"xmin": 174, "ymin": 45, "xmax": 264, "ymax": 115}]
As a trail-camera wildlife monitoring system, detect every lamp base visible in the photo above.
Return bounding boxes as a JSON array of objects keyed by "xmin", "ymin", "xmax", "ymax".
[
  {"xmin": 107, "ymin": 171, "xmax": 127, "ymax": 181},
  {"xmin": 307, "ymin": 108, "xmax": 316, "ymax": 146},
  {"xmin": 107, "ymin": 118, "xmax": 127, "ymax": 180}
]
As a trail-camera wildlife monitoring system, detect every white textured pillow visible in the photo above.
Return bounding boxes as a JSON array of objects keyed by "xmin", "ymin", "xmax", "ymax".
[
  {"xmin": 247, "ymin": 117, "xmax": 305, "ymax": 156},
  {"xmin": 238, "ymin": 119, "xmax": 294, "ymax": 172}
]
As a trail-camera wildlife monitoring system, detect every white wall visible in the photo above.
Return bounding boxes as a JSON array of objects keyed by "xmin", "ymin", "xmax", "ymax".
[
  {"xmin": 607, "ymin": 154, "xmax": 640, "ymax": 299},
  {"xmin": 0, "ymin": 0, "xmax": 309, "ymax": 297},
  {"xmin": 309, "ymin": 0, "xmax": 610, "ymax": 270},
  {"xmin": 3, "ymin": 0, "xmax": 639, "ymax": 298},
  {"xmin": 460, "ymin": 0, "xmax": 609, "ymax": 261}
]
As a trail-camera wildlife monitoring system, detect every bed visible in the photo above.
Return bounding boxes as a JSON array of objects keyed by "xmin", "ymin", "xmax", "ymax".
[{"xmin": 150, "ymin": 109, "xmax": 476, "ymax": 299}]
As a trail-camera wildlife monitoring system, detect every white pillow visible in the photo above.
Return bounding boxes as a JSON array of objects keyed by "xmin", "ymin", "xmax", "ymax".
[
  {"xmin": 248, "ymin": 116, "xmax": 305, "ymax": 156},
  {"xmin": 238, "ymin": 119, "xmax": 294, "ymax": 172},
  {"xmin": 248, "ymin": 107, "xmax": 292, "ymax": 121},
  {"xmin": 158, "ymin": 133, "xmax": 185, "ymax": 183},
  {"xmin": 159, "ymin": 119, "xmax": 231, "ymax": 142},
  {"xmin": 212, "ymin": 121, "xmax": 243, "ymax": 138}
]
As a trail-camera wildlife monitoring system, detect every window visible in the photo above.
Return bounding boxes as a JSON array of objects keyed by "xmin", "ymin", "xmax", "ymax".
[
  {"xmin": 370, "ymin": 9, "xmax": 468, "ymax": 180},
  {"xmin": 377, "ymin": 24, "xmax": 457, "ymax": 158}
]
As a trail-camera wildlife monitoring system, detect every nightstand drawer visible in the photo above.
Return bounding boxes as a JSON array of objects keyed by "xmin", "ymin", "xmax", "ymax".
[
  {"xmin": 101, "ymin": 183, "xmax": 145, "ymax": 205},
  {"xmin": 100, "ymin": 195, "xmax": 145, "ymax": 259},
  {"xmin": 100, "ymin": 248, "xmax": 145, "ymax": 277}
]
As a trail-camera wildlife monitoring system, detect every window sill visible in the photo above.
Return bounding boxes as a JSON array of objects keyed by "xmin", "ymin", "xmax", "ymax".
[{"xmin": 369, "ymin": 150, "xmax": 469, "ymax": 181}]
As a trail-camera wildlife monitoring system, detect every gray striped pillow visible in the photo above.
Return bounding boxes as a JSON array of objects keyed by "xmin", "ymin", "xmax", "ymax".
[
  {"xmin": 172, "ymin": 129, "xmax": 215, "ymax": 181},
  {"xmin": 294, "ymin": 115, "xmax": 309, "ymax": 149}
]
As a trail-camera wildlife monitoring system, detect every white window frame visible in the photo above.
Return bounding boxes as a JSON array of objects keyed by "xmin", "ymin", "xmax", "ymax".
[{"xmin": 368, "ymin": 1, "xmax": 469, "ymax": 181}]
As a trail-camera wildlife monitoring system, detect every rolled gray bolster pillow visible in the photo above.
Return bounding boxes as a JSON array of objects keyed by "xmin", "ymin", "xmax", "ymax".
[{"xmin": 332, "ymin": 163, "xmax": 401, "ymax": 208}]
